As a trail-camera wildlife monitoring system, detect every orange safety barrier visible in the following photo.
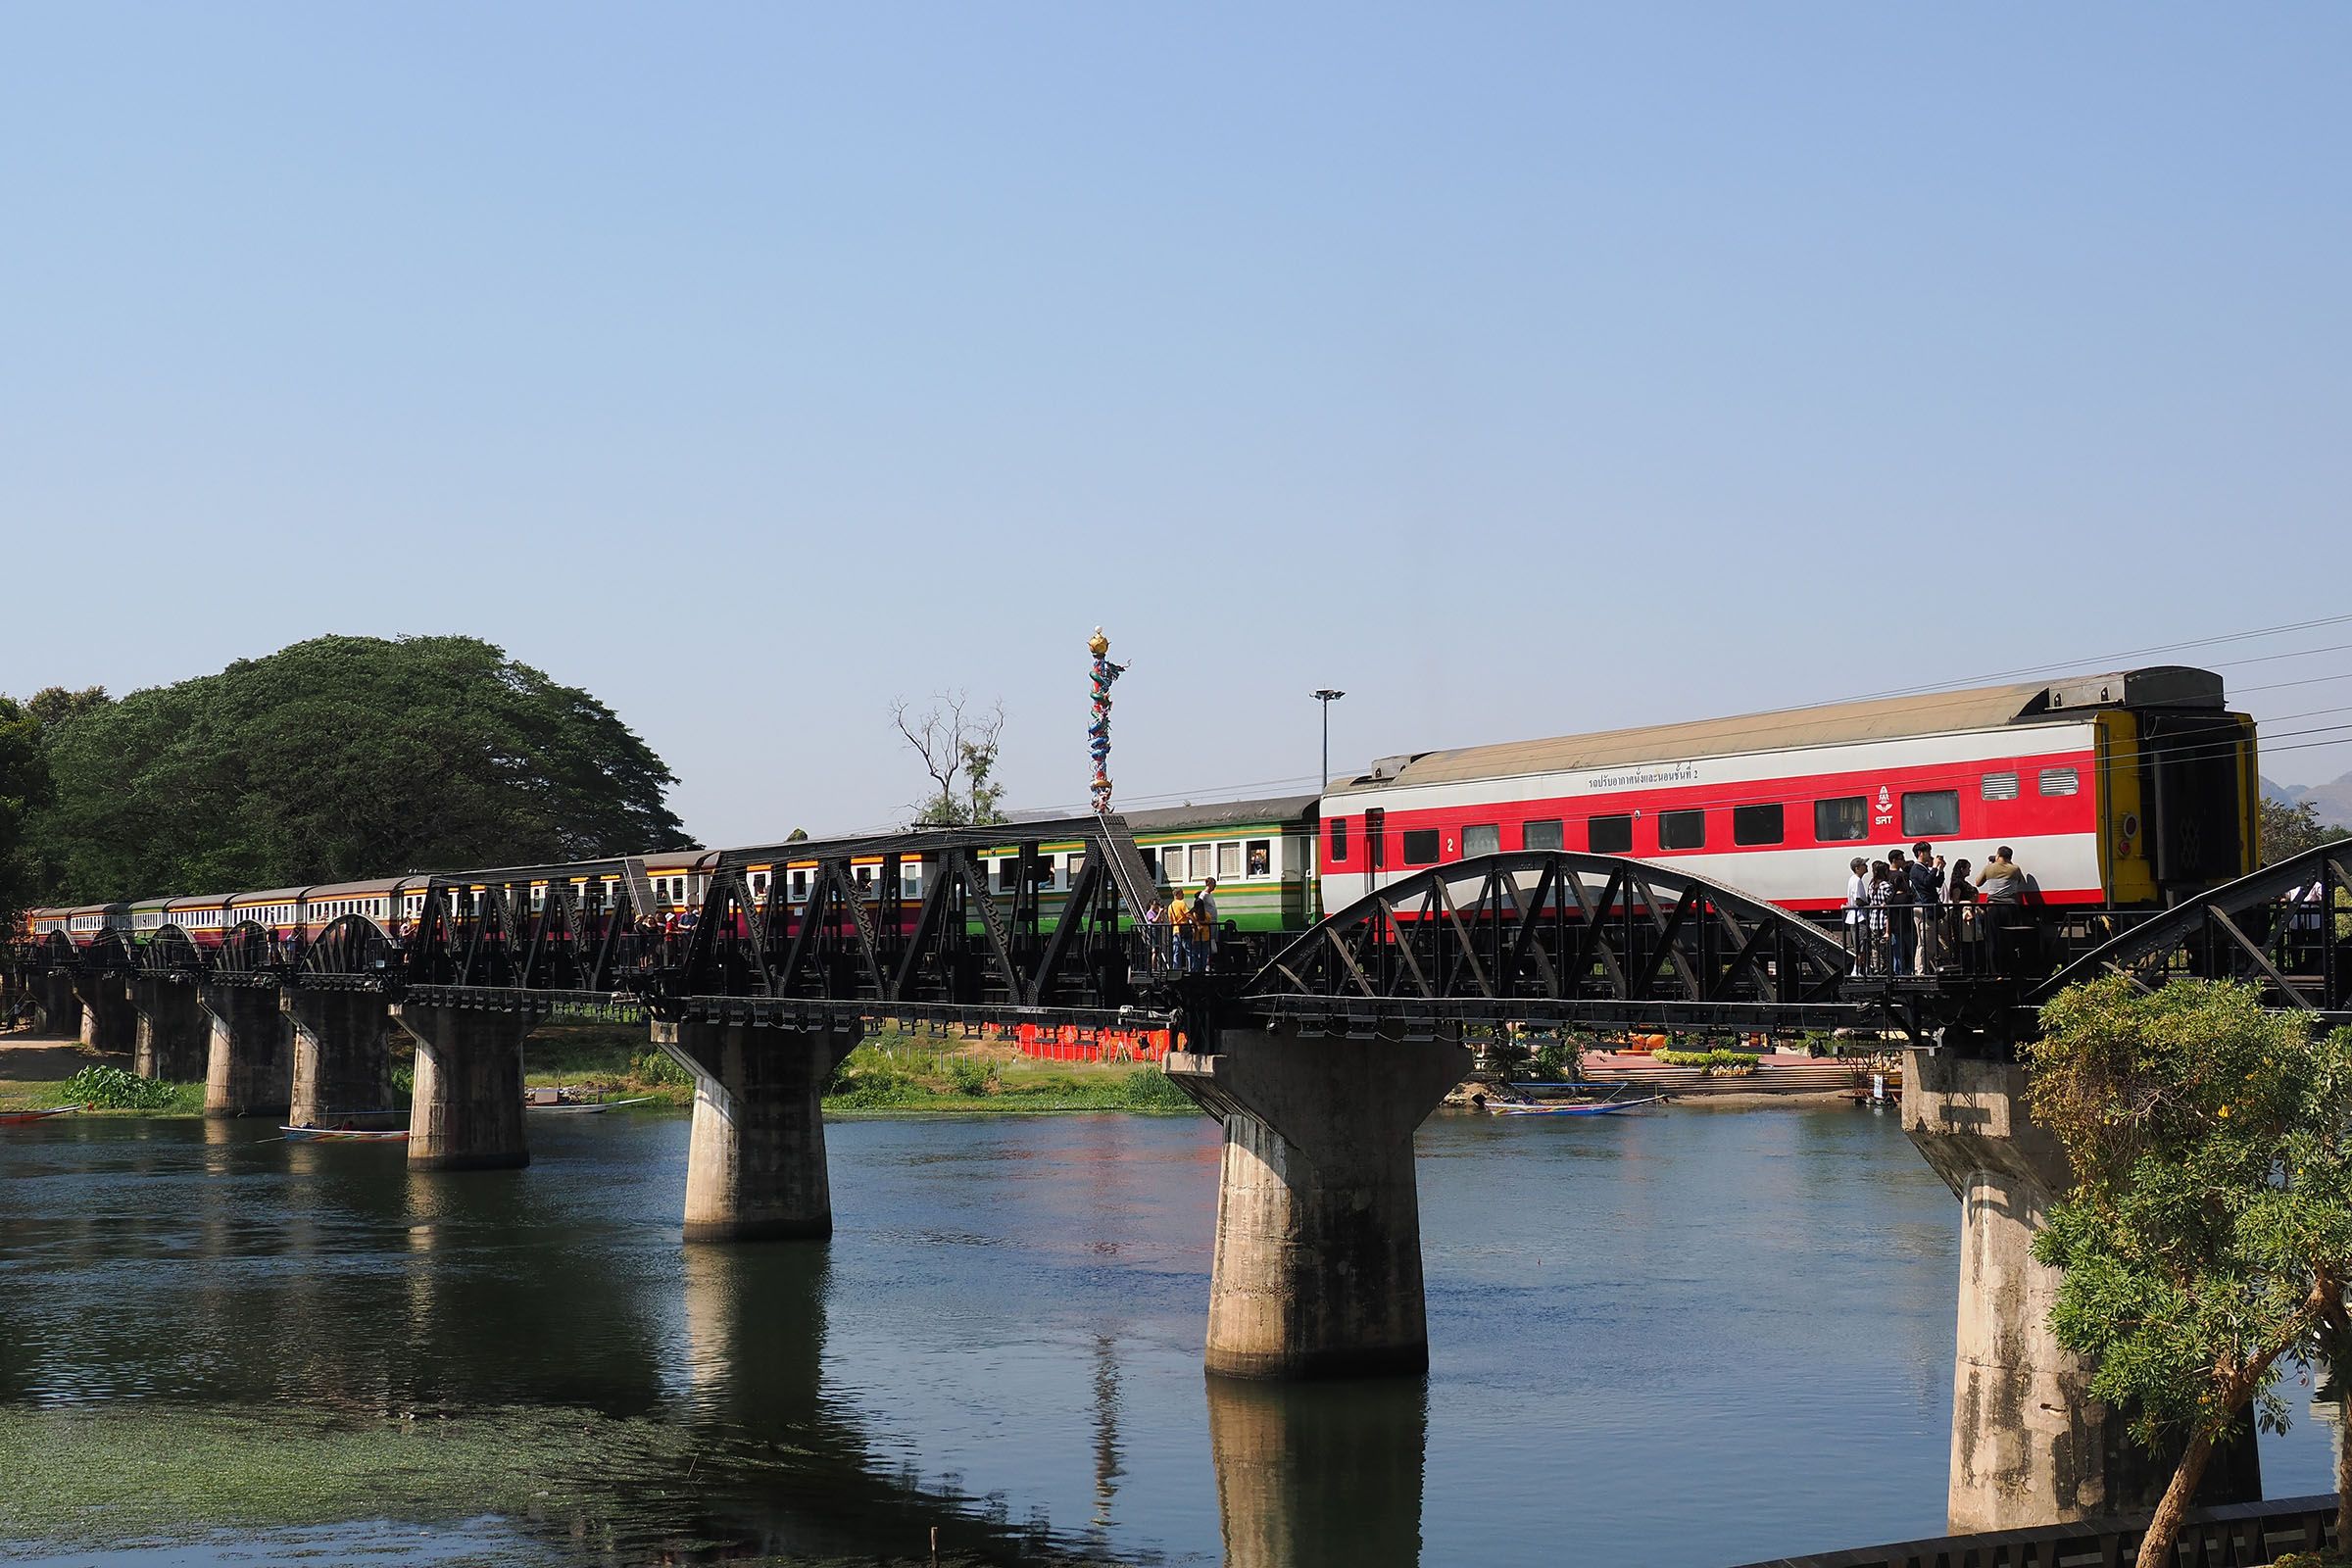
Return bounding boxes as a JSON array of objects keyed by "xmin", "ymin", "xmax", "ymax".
[{"xmin": 1010, "ymin": 1023, "xmax": 1175, "ymax": 1064}]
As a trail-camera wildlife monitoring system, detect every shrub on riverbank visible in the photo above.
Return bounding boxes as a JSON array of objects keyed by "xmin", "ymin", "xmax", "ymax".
[
  {"xmin": 823, "ymin": 1036, "xmax": 1195, "ymax": 1114},
  {"xmin": 1652, "ymin": 1049, "xmax": 1758, "ymax": 1074},
  {"xmin": 58, "ymin": 1064, "xmax": 188, "ymax": 1110}
]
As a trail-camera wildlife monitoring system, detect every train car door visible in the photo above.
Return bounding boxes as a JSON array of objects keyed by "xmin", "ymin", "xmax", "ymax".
[
  {"xmin": 2139, "ymin": 710, "xmax": 2256, "ymax": 899},
  {"xmin": 1364, "ymin": 808, "xmax": 1387, "ymax": 894}
]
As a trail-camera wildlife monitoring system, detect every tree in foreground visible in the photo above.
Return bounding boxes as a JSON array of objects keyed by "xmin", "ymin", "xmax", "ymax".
[
  {"xmin": 891, "ymin": 692, "xmax": 1007, "ymax": 827},
  {"xmin": 2028, "ymin": 976, "xmax": 2352, "ymax": 1567},
  {"xmin": 20, "ymin": 635, "xmax": 693, "ymax": 900}
]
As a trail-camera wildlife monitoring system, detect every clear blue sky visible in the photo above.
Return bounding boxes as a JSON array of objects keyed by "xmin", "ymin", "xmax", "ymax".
[{"xmin": 5, "ymin": 5, "xmax": 2347, "ymax": 846}]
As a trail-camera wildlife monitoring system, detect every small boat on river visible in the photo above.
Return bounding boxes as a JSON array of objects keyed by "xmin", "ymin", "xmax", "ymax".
[
  {"xmin": 526, "ymin": 1095, "xmax": 656, "ymax": 1114},
  {"xmin": 524, "ymin": 1084, "xmax": 655, "ymax": 1113},
  {"xmin": 0, "ymin": 1106, "xmax": 79, "ymax": 1126},
  {"xmin": 1490, "ymin": 1096, "xmax": 1663, "ymax": 1117},
  {"xmin": 281, "ymin": 1125, "xmax": 410, "ymax": 1143},
  {"xmin": 1458, "ymin": 1078, "xmax": 1664, "ymax": 1116}
]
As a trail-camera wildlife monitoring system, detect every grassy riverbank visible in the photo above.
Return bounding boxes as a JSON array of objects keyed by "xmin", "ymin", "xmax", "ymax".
[
  {"xmin": 0, "ymin": 1024, "xmax": 1196, "ymax": 1117},
  {"xmin": 525, "ymin": 1023, "xmax": 1195, "ymax": 1115}
]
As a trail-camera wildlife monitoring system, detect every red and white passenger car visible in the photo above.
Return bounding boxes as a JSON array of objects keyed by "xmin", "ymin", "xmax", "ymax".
[{"xmin": 1316, "ymin": 666, "xmax": 2257, "ymax": 916}]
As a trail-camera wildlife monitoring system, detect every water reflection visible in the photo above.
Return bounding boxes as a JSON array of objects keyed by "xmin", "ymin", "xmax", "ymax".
[
  {"xmin": 677, "ymin": 1239, "xmax": 829, "ymax": 1422},
  {"xmin": 6, "ymin": 1107, "xmax": 2341, "ymax": 1567},
  {"xmin": 1206, "ymin": 1375, "xmax": 1426, "ymax": 1568}
]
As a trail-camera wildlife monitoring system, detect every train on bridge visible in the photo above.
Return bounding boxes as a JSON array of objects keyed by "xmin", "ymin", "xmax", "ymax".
[{"xmin": 14, "ymin": 665, "xmax": 2259, "ymax": 970}]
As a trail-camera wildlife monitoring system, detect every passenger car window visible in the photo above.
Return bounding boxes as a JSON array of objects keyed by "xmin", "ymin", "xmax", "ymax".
[
  {"xmin": 1245, "ymin": 840, "xmax": 1270, "ymax": 876},
  {"xmin": 1329, "ymin": 818, "xmax": 1348, "ymax": 862},
  {"xmin": 1658, "ymin": 809, "xmax": 1705, "ymax": 850},
  {"xmin": 1400, "ymin": 828, "xmax": 1441, "ymax": 865},
  {"xmin": 1590, "ymin": 815, "xmax": 1633, "ymax": 855},
  {"xmin": 1814, "ymin": 797, "xmax": 1869, "ymax": 843},
  {"xmin": 1522, "ymin": 819, "xmax": 1563, "ymax": 853},
  {"xmin": 1732, "ymin": 804, "xmax": 1784, "ymax": 845},
  {"xmin": 2037, "ymin": 766, "xmax": 2080, "ymax": 797},
  {"xmin": 1981, "ymin": 772, "xmax": 2019, "ymax": 801},
  {"xmin": 1462, "ymin": 824, "xmax": 1499, "ymax": 858},
  {"xmin": 1901, "ymin": 790, "xmax": 1960, "ymax": 838}
]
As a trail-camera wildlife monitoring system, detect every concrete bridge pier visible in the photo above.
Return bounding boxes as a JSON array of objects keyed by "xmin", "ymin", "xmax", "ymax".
[
  {"xmin": 74, "ymin": 974, "xmax": 137, "ymax": 1056},
  {"xmin": 130, "ymin": 977, "xmax": 209, "ymax": 1079},
  {"xmin": 202, "ymin": 985, "xmax": 294, "ymax": 1119},
  {"xmin": 1904, "ymin": 1048, "xmax": 2260, "ymax": 1532},
  {"xmin": 392, "ymin": 1001, "xmax": 543, "ymax": 1171},
  {"xmin": 1167, "ymin": 1031, "xmax": 1470, "ymax": 1379},
  {"xmin": 655, "ymin": 1020, "xmax": 859, "ymax": 1241},
  {"xmin": 32, "ymin": 971, "xmax": 81, "ymax": 1036},
  {"xmin": 284, "ymin": 991, "xmax": 394, "ymax": 1127}
]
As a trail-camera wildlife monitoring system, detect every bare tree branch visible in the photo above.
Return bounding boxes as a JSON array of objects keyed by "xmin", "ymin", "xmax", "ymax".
[{"xmin": 891, "ymin": 692, "xmax": 1008, "ymax": 826}]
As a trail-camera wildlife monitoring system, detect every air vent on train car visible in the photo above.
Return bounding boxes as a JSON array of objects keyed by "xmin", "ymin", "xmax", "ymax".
[
  {"xmin": 1366, "ymin": 753, "xmax": 1429, "ymax": 782},
  {"xmin": 2045, "ymin": 667, "xmax": 2226, "ymax": 712}
]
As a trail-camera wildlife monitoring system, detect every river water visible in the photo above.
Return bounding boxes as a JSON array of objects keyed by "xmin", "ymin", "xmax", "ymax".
[{"xmin": 0, "ymin": 1104, "xmax": 2335, "ymax": 1567}]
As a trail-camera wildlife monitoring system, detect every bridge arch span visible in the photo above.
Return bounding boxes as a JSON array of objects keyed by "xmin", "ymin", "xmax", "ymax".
[
  {"xmin": 1243, "ymin": 851, "xmax": 1857, "ymax": 1037},
  {"xmin": 216, "ymin": 920, "xmax": 278, "ymax": 976},
  {"xmin": 139, "ymin": 924, "xmax": 205, "ymax": 975},
  {"xmin": 299, "ymin": 913, "xmax": 397, "ymax": 983},
  {"xmin": 2031, "ymin": 839, "xmax": 2352, "ymax": 1020}
]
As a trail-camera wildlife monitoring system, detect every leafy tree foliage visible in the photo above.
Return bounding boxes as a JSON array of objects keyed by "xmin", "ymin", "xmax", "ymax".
[
  {"xmin": 18, "ymin": 636, "xmax": 692, "ymax": 902},
  {"xmin": 891, "ymin": 692, "xmax": 1008, "ymax": 827},
  {"xmin": 24, "ymin": 685, "xmax": 111, "ymax": 734},
  {"xmin": 0, "ymin": 696, "xmax": 53, "ymax": 929},
  {"xmin": 2028, "ymin": 978, "xmax": 2352, "ymax": 1566},
  {"xmin": 2261, "ymin": 796, "xmax": 2351, "ymax": 866}
]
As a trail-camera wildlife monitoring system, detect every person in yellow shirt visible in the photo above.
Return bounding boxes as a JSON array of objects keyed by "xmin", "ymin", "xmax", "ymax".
[{"xmin": 1166, "ymin": 891, "xmax": 1193, "ymax": 972}]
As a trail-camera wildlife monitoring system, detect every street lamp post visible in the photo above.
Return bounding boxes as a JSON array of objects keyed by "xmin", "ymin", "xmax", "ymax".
[{"xmin": 1312, "ymin": 689, "xmax": 1345, "ymax": 790}]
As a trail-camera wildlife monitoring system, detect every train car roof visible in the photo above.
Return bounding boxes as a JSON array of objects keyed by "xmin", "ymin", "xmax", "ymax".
[
  {"xmin": 1329, "ymin": 666, "xmax": 2230, "ymax": 795},
  {"xmin": 302, "ymin": 877, "xmax": 409, "ymax": 899},
  {"xmin": 1120, "ymin": 795, "xmax": 1321, "ymax": 832},
  {"xmin": 68, "ymin": 902, "xmax": 127, "ymax": 915},
  {"xmin": 228, "ymin": 886, "xmax": 312, "ymax": 904},
  {"xmin": 435, "ymin": 850, "xmax": 716, "ymax": 885}
]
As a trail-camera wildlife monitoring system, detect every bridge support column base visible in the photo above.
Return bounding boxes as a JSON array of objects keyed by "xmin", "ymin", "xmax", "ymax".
[
  {"xmin": 286, "ymin": 992, "xmax": 393, "ymax": 1128},
  {"xmin": 393, "ymin": 1004, "xmax": 539, "ymax": 1171},
  {"xmin": 1169, "ymin": 1033, "xmax": 1469, "ymax": 1380},
  {"xmin": 656, "ymin": 1021, "xmax": 858, "ymax": 1242},
  {"xmin": 33, "ymin": 972, "xmax": 82, "ymax": 1038},
  {"xmin": 1904, "ymin": 1048, "xmax": 2260, "ymax": 1532},
  {"xmin": 131, "ymin": 978, "xmax": 209, "ymax": 1080},
  {"xmin": 201, "ymin": 987, "xmax": 294, "ymax": 1120},
  {"xmin": 75, "ymin": 976, "xmax": 136, "ymax": 1056}
]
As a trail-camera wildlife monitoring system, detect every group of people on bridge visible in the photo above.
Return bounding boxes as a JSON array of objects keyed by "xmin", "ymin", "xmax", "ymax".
[
  {"xmin": 1142, "ymin": 879, "xmax": 1218, "ymax": 974},
  {"xmin": 1842, "ymin": 842, "xmax": 2035, "ymax": 978}
]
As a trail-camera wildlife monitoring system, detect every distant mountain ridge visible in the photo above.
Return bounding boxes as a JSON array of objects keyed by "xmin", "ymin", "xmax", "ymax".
[{"xmin": 2262, "ymin": 771, "xmax": 2352, "ymax": 830}]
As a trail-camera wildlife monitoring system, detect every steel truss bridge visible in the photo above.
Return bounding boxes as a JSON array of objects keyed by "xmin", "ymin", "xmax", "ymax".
[{"xmin": 9, "ymin": 824, "xmax": 2349, "ymax": 1053}]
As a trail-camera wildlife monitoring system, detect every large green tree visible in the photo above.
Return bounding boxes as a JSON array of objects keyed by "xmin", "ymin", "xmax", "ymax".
[
  {"xmin": 0, "ymin": 696, "xmax": 53, "ymax": 929},
  {"xmin": 2029, "ymin": 978, "xmax": 2352, "ymax": 1567},
  {"xmin": 19, "ymin": 635, "xmax": 692, "ymax": 901}
]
